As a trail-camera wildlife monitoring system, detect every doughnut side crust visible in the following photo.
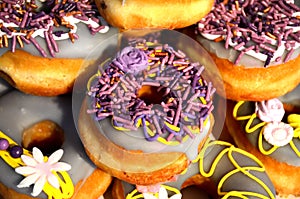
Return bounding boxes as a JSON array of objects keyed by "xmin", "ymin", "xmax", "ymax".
[
  {"xmin": 0, "ymin": 50, "xmax": 86, "ymax": 96},
  {"xmin": 225, "ymin": 100, "xmax": 300, "ymax": 196},
  {"xmin": 0, "ymin": 90, "xmax": 112, "ymax": 198},
  {"xmin": 78, "ymin": 97, "xmax": 214, "ymax": 185},
  {"xmin": 0, "ymin": 170, "xmax": 112, "ymax": 199},
  {"xmin": 209, "ymin": 52, "xmax": 300, "ymax": 101},
  {"xmin": 110, "ymin": 139, "xmax": 276, "ymax": 199},
  {"xmin": 96, "ymin": 0, "xmax": 214, "ymax": 30}
]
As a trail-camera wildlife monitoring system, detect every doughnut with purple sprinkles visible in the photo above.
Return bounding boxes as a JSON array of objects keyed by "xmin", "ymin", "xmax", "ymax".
[
  {"xmin": 198, "ymin": 0, "xmax": 300, "ymax": 67},
  {"xmin": 0, "ymin": 0, "xmax": 109, "ymax": 57},
  {"xmin": 87, "ymin": 40, "xmax": 215, "ymax": 145}
]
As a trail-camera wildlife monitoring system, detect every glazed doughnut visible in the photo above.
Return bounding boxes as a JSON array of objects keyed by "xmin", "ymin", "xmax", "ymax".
[
  {"xmin": 95, "ymin": 0, "xmax": 214, "ymax": 30},
  {"xmin": 110, "ymin": 140, "xmax": 276, "ymax": 199},
  {"xmin": 0, "ymin": 0, "xmax": 118, "ymax": 96},
  {"xmin": 196, "ymin": 0, "xmax": 300, "ymax": 101},
  {"xmin": 226, "ymin": 85, "xmax": 300, "ymax": 197},
  {"xmin": 0, "ymin": 89, "xmax": 112, "ymax": 199},
  {"xmin": 74, "ymin": 30, "xmax": 220, "ymax": 187}
]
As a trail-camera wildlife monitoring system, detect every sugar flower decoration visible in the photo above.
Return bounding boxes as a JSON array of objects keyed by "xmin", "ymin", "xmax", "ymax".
[
  {"xmin": 112, "ymin": 46, "xmax": 148, "ymax": 74},
  {"xmin": 143, "ymin": 186, "xmax": 182, "ymax": 199},
  {"xmin": 263, "ymin": 122, "xmax": 294, "ymax": 147},
  {"xmin": 255, "ymin": 99, "xmax": 285, "ymax": 123},
  {"xmin": 15, "ymin": 147, "xmax": 71, "ymax": 197}
]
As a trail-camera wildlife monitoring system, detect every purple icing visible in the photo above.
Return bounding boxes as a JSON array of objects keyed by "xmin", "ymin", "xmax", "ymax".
[{"xmin": 112, "ymin": 46, "xmax": 149, "ymax": 74}]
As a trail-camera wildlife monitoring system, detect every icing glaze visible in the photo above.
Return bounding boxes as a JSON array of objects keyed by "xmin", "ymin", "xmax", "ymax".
[
  {"xmin": 86, "ymin": 41, "xmax": 215, "ymax": 150},
  {"xmin": 118, "ymin": 140, "xmax": 276, "ymax": 199},
  {"xmin": 73, "ymin": 29, "xmax": 226, "ymax": 184},
  {"xmin": 0, "ymin": 0, "xmax": 119, "ymax": 58},
  {"xmin": 197, "ymin": 0, "xmax": 300, "ymax": 67},
  {"xmin": 0, "ymin": 90, "xmax": 99, "ymax": 198},
  {"xmin": 233, "ymin": 95, "xmax": 300, "ymax": 166}
]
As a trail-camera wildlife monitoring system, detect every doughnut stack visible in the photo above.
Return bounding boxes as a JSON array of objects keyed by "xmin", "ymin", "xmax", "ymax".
[
  {"xmin": 0, "ymin": 0, "xmax": 116, "ymax": 198},
  {"xmin": 0, "ymin": 0, "xmax": 296, "ymax": 198},
  {"xmin": 196, "ymin": 0, "xmax": 300, "ymax": 197}
]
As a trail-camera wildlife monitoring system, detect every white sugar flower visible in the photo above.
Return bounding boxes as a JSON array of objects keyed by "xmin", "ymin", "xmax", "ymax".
[
  {"xmin": 15, "ymin": 147, "xmax": 71, "ymax": 197},
  {"xmin": 143, "ymin": 186, "xmax": 182, "ymax": 199}
]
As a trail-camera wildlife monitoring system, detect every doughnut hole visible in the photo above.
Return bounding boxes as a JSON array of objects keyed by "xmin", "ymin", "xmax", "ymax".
[
  {"xmin": 137, "ymin": 85, "xmax": 171, "ymax": 105},
  {"xmin": 22, "ymin": 120, "xmax": 64, "ymax": 155}
]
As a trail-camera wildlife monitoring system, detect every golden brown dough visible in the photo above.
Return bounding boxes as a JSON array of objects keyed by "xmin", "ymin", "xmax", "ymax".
[
  {"xmin": 0, "ymin": 50, "xmax": 86, "ymax": 96},
  {"xmin": 0, "ymin": 169, "xmax": 112, "ymax": 199},
  {"xmin": 79, "ymin": 99, "xmax": 214, "ymax": 186},
  {"xmin": 96, "ymin": 0, "xmax": 214, "ymax": 30},
  {"xmin": 22, "ymin": 120, "xmax": 64, "ymax": 155},
  {"xmin": 209, "ymin": 52, "xmax": 300, "ymax": 101},
  {"xmin": 72, "ymin": 169, "xmax": 113, "ymax": 199},
  {"xmin": 225, "ymin": 100, "xmax": 300, "ymax": 196}
]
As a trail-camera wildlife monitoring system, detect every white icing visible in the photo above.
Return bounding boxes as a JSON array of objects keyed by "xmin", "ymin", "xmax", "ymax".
[
  {"xmin": 97, "ymin": 117, "xmax": 211, "ymax": 161},
  {"xmin": 239, "ymin": 85, "xmax": 300, "ymax": 166},
  {"xmin": 0, "ymin": 25, "xmax": 119, "ymax": 58},
  {"xmin": 0, "ymin": 90, "xmax": 97, "ymax": 198},
  {"xmin": 0, "ymin": 0, "xmax": 119, "ymax": 58},
  {"xmin": 198, "ymin": 2, "xmax": 300, "ymax": 67},
  {"xmin": 0, "ymin": 11, "xmax": 109, "ymax": 40}
]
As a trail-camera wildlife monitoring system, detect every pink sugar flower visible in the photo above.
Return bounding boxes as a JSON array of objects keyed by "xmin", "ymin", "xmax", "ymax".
[
  {"xmin": 256, "ymin": 99, "xmax": 285, "ymax": 123},
  {"xmin": 15, "ymin": 147, "xmax": 71, "ymax": 197}
]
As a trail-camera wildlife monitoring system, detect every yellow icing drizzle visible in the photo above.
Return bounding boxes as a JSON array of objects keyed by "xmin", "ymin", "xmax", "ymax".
[
  {"xmin": 233, "ymin": 101, "xmax": 300, "ymax": 157},
  {"xmin": 0, "ymin": 131, "xmax": 74, "ymax": 199},
  {"xmin": 126, "ymin": 185, "xmax": 181, "ymax": 199},
  {"xmin": 197, "ymin": 139, "xmax": 275, "ymax": 199},
  {"xmin": 87, "ymin": 57, "xmax": 210, "ymax": 146}
]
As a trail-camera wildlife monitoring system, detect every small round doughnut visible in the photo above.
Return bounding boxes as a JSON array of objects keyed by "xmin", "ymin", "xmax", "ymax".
[
  {"xmin": 0, "ymin": 0, "xmax": 118, "ymax": 96},
  {"xmin": 196, "ymin": 0, "xmax": 300, "ymax": 101},
  {"xmin": 73, "ymin": 30, "xmax": 223, "ymax": 186},
  {"xmin": 0, "ymin": 89, "xmax": 112, "ymax": 199},
  {"xmin": 226, "ymin": 85, "xmax": 300, "ymax": 197},
  {"xmin": 110, "ymin": 140, "xmax": 276, "ymax": 199},
  {"xmin": 95, "ymin": 0, "xmax": 215, "ymax": 30}
]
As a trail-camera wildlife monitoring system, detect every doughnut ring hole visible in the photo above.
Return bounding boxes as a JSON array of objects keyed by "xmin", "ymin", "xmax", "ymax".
[{"xmin": 137, "ymin": 85, "xmax": 171, "ymax": 106}]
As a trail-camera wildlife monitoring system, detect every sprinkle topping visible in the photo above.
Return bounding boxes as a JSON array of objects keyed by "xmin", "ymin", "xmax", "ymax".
[
  {"xmin": 0, "ymin": 0, "xmax": 109, "ymax": 57},
  {"xmin": 198, "ymin": 0, "xmax": 300, "ymax": 67},
  {"xmin": 87, "ymin": 41, "xmax": 215, "ymax": 144}
]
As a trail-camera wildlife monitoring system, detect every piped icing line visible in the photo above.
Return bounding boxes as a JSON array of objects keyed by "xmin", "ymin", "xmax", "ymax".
[
  {"xmin": 197, "ymin": 0, "xmax": 300, "ymax": 67},
  {"xmin": 122, "ymin": 139, "xmax": 276, "ymax": 199},
  {"xmin": 197, "ymin": 139, "xmax": 276, "ymax": 199},
  {"xmin": 0, "ymin": 130, "xmax": 74, "ymax": 198},
  {"xmin": 87, "ymin": 41, "xmax": 214, "ymax": 145},
  {"xmin": 233, "ymin": 100, "xmax": 300, "ymax": 157},
  {"xmin": 0, "ymin": 0, "xmax": 109, "ymax": 57}
]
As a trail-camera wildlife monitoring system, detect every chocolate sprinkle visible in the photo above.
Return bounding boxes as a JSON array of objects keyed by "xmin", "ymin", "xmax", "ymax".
[
  {"xmin": 0, "ymin": 0, "xmax": 108, "ymax": 57},
  {"xmin": 198, "ymin": 0, "xmax": 300, "ymax": 67}
]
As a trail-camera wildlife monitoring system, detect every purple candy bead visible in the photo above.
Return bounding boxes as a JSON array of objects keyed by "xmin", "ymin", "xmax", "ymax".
[
  {"xmin": 0, "ymin": 138, "xmax": 9, "ymax": 150},
  {"xmin": 10, "ymin": 146, "xmax": 23, "ymax": 158}
]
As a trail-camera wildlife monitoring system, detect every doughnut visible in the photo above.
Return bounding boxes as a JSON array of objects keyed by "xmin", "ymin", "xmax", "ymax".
[
  {"xmin": 95, "ymin": 0, "xmax": 215, "ymax": 30},
  {"xmin": 110, "ymin": 140, "xmax": 276, "ymax": 199},
  {"xmin": 0, "ymin": 89, "xmax": 112, "ymax": 199},
  {"xmin": 73, "ymin": 30, "xmax": 222, "ymax": 187},
  {"xmin": 196, "ymin": 0, "xmax": 300, "ymax": 101},
  {"xmin": 225, "ymin": 85, "xmax": 300, "ymax": 197},
  {"xmin": 21, "ymin": 120, "xmax": 65, "ymax": 155},
  {"xmin": 0, "ymin": 0, "xmax": 118, "ymax": 96}
]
